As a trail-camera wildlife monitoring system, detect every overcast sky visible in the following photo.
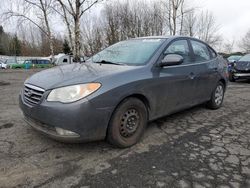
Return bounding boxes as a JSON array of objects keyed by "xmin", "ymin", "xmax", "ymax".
[{"xmin": 198, "ymin": 0, "xmax": 250, "ymax": 41}]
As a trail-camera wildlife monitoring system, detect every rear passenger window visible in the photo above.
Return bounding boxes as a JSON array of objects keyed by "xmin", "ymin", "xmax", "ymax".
[
  {"xmin": 191, "ymin": 40, "xmax": 210, "ymax": 62},
  {"xmin": 164, "ymin": 40, "xmax": 191, "ymax": 63},
  {"xmin": 208, "ymin": 47, "xmax": 217, "ymax": 59}
]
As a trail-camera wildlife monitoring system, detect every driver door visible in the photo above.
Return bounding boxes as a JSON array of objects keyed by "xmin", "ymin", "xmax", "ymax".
[{"xmin": 151, "ymin": 39, "xmax": 197, "ymax": 118}]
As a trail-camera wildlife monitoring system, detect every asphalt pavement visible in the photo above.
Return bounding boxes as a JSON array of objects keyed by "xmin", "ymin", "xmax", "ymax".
[{"xmin": 0, "ymin": 69, "xmax": 249, "ymax": 188}]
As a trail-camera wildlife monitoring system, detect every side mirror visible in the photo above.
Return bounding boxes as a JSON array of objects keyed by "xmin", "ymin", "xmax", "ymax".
[
  {"xmin": 80, "ymin": 57, "xmax": 85, "ymax": 62},
  {"xmin": 159, "ymin": 54, "xmax": 184, "ymax": 67}
]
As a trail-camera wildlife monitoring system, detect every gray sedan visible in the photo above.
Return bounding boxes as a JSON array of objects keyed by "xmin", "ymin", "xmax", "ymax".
[{"xmin": 19, "ymin": 36, "xmax": 228, "ymax": 148}]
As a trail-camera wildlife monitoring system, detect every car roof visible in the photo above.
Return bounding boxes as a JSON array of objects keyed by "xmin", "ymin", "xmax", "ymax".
[
  {"xmin": 134, "ymin": 35, "xmax": 201, "ymax": 39},
  {"xmin": 134, "ymin": 36, "xmax": 170, "ymax": 39},
  {"xmin": 25, "ymin": 59, "xmax": 49, "ymax": 61},
  {"xmin": 131, "ymin": 35, "xmax": 215, "ymax": 48},
  {"xmin": 132, "ymin": 35, "xmax": 209, "ymax": 43}
]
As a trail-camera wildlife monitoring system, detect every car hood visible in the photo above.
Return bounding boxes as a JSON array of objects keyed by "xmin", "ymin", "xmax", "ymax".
[
  {"xmin": 234, "ymin": 61, "xmax": 250, "ymax": 72},
  {"xmin": 25, "ymin": 62, "xmax": 136, "ymax": 90}
]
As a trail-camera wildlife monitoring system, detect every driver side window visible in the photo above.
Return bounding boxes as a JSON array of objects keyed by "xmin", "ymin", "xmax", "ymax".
[{"xmin": 164, "ymin": 40, "xmax": 191, "ymax": 63}]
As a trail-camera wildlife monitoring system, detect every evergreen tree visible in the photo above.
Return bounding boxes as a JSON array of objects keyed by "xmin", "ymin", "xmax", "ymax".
[
  {"xmin": 0, "ymin": 26, "xmax": 6, "ymax": 55},
  {"xmin": 9, "ymin": 34, "xmax": 21, "ymax": 56},
  {"xmin": 63, "ymin": 39, "xmax": 71, "ymax": 54},
  {"xmin": 0, "ymin": 26, "xmax": 4, "ymax": 35}
]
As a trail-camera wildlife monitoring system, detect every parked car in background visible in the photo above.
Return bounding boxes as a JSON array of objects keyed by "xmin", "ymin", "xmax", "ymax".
[
  {"xmin": 12, "ymin": 59, "xmax": 52, "ymax": 69},
  {"xmin": 227, "ymin": 55, "xmax": 242, "ymax": 63},
  {"xmin": 20, "ymin": 36, "xmax": 228, "ymax": 148},
  {"xmin": 227, "ymin": 55, "xmax": 243, "ymax": 72},
  {"xmin": 5, "ymin": 58, "xmax": 18, "ymax": 68},
  {"xmin": 0, "ymin": 59, "xmax": 7, "ymax": 69},
  {"xmin": 11, "ymin": 61, "xmax": 25, "ymax": 69},
  {"xmin": 229, "ymin": 54, "xmax": 250, "ymax": 82}
]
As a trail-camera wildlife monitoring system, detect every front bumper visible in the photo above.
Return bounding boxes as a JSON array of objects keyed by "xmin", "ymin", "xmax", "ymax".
[
  {"xmin": 24, "ymin": 115, "xmax": 82, "ymax": 142},
  {"xmin": 234, "ymin": 73, "xmax": 250, "ymax": 78},
  {"xmin": 19, "ymin": 91, "xmax": 114, "ymax": 143}
]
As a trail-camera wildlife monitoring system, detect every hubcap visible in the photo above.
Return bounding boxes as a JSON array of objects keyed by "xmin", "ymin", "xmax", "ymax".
[
  {"xmin": 214, "ymin": 85, "xmax": 224, "ymax": 106},
  {"xmin": 120, "ymin": 109, "xmax": 140, "ymax": 138}
]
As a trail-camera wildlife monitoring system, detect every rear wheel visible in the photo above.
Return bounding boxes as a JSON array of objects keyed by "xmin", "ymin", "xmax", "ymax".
[
  {"xmin": 229, "ymin": 73, "xmax": 235, "ymax": 82},
  {"xmin": 107, "ymin": 98, "xmax": 148, "ymax": 148},
  {"xmin": 207, "ymin": 81, "xmax": 225, "ymax": 109}
]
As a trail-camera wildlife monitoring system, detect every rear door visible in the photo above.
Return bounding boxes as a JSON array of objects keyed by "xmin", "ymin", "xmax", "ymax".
[
  {"xmin": 32, "ymin": 60, "xmax": 37, "ymax": 68},
  {"xmin": 189, "ymin": 39, "xmax": 218, "ymax": 102}
]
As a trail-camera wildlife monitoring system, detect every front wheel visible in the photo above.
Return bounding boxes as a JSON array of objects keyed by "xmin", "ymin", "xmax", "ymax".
[
  {"xmin": 207, "ymin": 82, "xmax": 225, "ymax": 110},
  {"xmin": 107, "ymin": 98, "xmax": 148, "ymax": 148}
]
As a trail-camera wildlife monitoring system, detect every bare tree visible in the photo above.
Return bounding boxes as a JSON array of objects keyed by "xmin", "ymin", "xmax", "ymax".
[
  {"xmin": 179, "ymin": 3, "xmax": 195, "ymax": 35},
  {"xmin": 162, "ymin": 0, "xmax": 195, "ymax": 36},
  {"xmin": 1, "ymin": 0, "xmax": 224, "ymax": 57},
  {"xmin": 182, "ymin": 10, "xmax": 221, "ymax": 47},
  {"xmin": 82, "ymin": 15, "xmax": 105, "ymax": 55},
  {"xmin": 55, "ymin": 0, "xmax": 102, "ymax": 60},
  {"xmin": 223, "ymin": 39, "xmax": 235, "ymax": 54},
  {"xmin": 2, "ymin": 0, "xmax": 55, "ymax": 57},
  {"xmin": 182, "ymin": 10, "xmax": 196, "ymax": 36},
  {"xmin": 54, "ymin": 0, "xmax": 74, "ymax": 53},
  {"xmin": 196, "ymin": 11, "xmax": 222, "ymax": 46},
  {"xmin": 239, "ymin": 30, "xmax": 250, "ymax": 53},
  {"xmin": 103, "ymin": 3, "xmax": 120, "ymax": 45},
  {"xmin": 163, "ymin": 0, "xmax": 185, "ymax": 35},
  {"xmin": 101, "ymin": 0, "xmax": 165, "ymax": 46}
]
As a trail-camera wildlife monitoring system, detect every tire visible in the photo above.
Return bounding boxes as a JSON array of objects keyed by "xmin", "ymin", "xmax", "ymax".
[
  {"xmin": 229, "ymin": 73, "xmax": 235, "ymax": 82},
  {"xmin": 107, "ymin": 98, "xmax": 148, "ymax": 148},
  {"xmin": 207, "ymin": 81, "xmax": 225, "ymax": 110}
]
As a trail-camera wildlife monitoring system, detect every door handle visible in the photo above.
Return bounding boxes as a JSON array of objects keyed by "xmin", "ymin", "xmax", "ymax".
[
  {"xmin": 213, "ymin": 67, "xmax": 218, "ymax": 71},
  {"xmin": 189, "ymin": 72, "xmax": 195, "ymax": 79}
]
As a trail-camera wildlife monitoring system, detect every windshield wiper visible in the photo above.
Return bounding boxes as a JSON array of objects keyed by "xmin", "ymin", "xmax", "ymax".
[{"xmin": 95, "ymin": 60, "xmax": 125, "ymax": 66}]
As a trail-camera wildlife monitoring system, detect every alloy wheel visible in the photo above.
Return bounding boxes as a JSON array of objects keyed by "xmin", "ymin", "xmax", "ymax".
[{"xmin": 214, "ymin": 85, "xmax": 224, "ymax": 106}]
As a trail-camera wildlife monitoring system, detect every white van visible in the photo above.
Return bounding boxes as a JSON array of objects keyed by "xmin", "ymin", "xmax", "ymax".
[{"xmin": 53, "ymin": 54, "xmax": 73, "ymax": 65}]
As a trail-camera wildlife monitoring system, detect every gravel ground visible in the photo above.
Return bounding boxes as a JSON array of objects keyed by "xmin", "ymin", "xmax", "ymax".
[{"xmin": 0, "ymin": 69, "xmax": 250, "ymax": 188}]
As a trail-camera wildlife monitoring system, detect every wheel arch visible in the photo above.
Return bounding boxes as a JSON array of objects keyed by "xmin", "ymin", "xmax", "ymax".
[
  {"xmin": 113, "ymin": 93, "xmax": 151, "ymax": 120},
  {"xmin": 219, "ymin": 78, "xmax": 226, "ymax": 88},
  {"xmin": 105, "ymin": 93, "xmax": 151, "ymax": 139}
]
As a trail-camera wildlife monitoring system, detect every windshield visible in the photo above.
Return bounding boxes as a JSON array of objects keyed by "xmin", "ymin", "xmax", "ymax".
[
  {"xmin": 6, "ymin": 59, "xmax": 17, "ymax": 64},
  {"xmin": 24, "ymin": 60, "xmax": 32, "ymax": 64},
  {"xmin": 239, "ymin": 54, "xmax": 250, "ymax": 62},
  {"xmin": 89, "ymin": 39, "xmax": 165, "ymax": 65},
  {"xmin": 228, "ymin": 56, "xmax": 242, "ymax": 61}
]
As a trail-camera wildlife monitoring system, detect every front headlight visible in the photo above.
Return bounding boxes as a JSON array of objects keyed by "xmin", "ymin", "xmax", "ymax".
[{"xmin": 47, "ymin": 83, "xmax": 101, "ymax": 103}]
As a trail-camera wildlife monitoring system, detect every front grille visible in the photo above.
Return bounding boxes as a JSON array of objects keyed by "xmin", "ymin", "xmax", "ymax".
[{"xmin": 23, "ymin": 84, "xmax": 45, "ymax": 105}]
